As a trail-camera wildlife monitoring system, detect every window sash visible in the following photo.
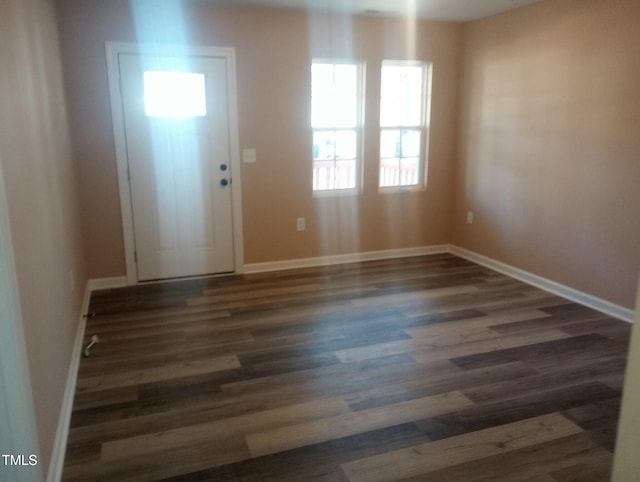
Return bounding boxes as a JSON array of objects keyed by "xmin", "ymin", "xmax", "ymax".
[
  {"xmin": 379, "ymin": 61, "xmax": 431, "ymax": 190},
  {"xmin": 311, "ymin": 60, "xmax": 363, "ymax": 193},
  {"xmin": 313, "ymin": 128, "xmax": 359, "ymax": 191}
]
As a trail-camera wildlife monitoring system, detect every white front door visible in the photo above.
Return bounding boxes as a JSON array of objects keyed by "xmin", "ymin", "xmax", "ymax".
[{"xmin": 118, "ymin": 53, "xmax": 235, "ymax": 281}]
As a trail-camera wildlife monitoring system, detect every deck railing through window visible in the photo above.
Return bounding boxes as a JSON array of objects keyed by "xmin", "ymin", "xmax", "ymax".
[
  {"xmin": 313, "ymin": 159, "xmax": 418, "ymax": 190},
  {"xmin": 312, "ymin": 160, "xmax": 356, "ymax": 191},
  {"xmin": 379, "ymin": 158, "xmax": 419, "ymax": 187}
]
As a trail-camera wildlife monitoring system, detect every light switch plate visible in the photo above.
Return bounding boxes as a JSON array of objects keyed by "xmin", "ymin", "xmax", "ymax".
[{"xmin": 243, "ymin": 148, "xmax": 257, "ymax": 163}]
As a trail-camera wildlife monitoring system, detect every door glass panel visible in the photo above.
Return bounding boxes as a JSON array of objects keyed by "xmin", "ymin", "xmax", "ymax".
[{"xmin": 144, "ymin": 71, "xmax": 207, "ymax": 118}]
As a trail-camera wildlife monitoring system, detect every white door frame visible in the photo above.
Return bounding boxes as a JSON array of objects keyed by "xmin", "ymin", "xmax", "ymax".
[
  {"xmin": 0, "ymin": 153, "xmax": 42, "ymax": 481},
  {"xmin": 105, "ymin": 42, "xmax": 244, "ymax": 285}
]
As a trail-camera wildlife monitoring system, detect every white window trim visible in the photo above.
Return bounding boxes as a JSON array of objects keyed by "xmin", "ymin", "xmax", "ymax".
[
  {"xmin": 311, "ymin": 59, "xmax": 365, "ymax": 197},
  {"xmin": 378, "ymin": 60, "xmax": 433, "ymax": 194}
]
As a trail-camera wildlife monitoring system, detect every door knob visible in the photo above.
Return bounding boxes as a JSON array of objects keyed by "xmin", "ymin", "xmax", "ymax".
[{"xmin": 220, "ymin": 178, "xmax": 229, "ymax": 186}]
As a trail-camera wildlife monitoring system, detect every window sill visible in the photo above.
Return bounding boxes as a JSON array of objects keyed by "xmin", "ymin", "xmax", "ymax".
[
  {"xmin": 378, "ymin": 185, "xmax": 426, "ymax": 194},
  {"xmin": 313, "ymin": 188, "xmax": 361, "ymax": 198}
]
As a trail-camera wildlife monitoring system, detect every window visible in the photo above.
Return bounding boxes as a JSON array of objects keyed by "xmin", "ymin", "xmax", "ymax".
[
  {"xmin": 311, "ymin": 61, "xmax": 364, "ymax": 193},
  {"xmin": 379, "ymin": 61, "xmax": 432, "ymax": 190},
  {"xmin": 144, "ymin": 71, "xmax": 207, "ymax": 118}
]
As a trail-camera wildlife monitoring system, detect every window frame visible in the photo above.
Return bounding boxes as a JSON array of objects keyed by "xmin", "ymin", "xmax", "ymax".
[
  {"xmin": 311, "ymin": 59, "xmax": 365, "ymax": 196},
  {"xmin": 378, "ymin": 60, "xmax": 432, "ymax": 193}
]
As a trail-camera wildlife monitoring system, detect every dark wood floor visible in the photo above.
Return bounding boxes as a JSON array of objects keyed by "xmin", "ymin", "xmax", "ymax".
[{"xmin": 63, "ymin": 254, "xmax": 631, "ymax": 481}]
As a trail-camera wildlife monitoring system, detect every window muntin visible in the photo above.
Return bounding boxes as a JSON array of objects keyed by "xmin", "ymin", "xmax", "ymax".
[
  {"xmin": 311, "ymin": 61, "xmax": 363, "ymax": 193},
  {"xmin": 144, "ymin": 71, "xmax": 207, "ymax": 118},
  {"xmin": 379, "ymin": 61, "xmax": 431, "ymax": 190}
]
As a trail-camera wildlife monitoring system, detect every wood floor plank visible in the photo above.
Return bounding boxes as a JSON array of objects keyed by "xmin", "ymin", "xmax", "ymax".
[
  {"xmin": 408, "ymin": 309, "xmax": 548, "ymax": 331},
  {"xmin": 245, "ymin": 391, "xmax": 473, "ymax": 457},
  {"xmin": 200, "ymin": 282, "xmax": 324, "ymax": 302},
  {"xmin": 64, "ymin": 436, "xmax": 252, "ymax": 482},
  {"xmin": 338, "ymin": 321, "xmax": 570, "ymax": 364},
  {"xmin": 343, "ymin": 361, "xmax": 536, "ymax": 411},
  {"xmin": 399, "ymin": 433, "xmax": 605, "ymax": 482},
  {"xmin": 450, "ymin": 334, "xmax": 619, "ymax": 372},
  {"xmin": 85, "ymin": 309, "xmax": 230, "ymax": 333},
  {"xmin": 548, "ymin": 451, "xmax": 613, "ymax": 482},
  {"xmin": 489, "ymin": 312, "xmax": 613, "ymax": 335},
  {"xmin": 404, "ymin": 310, "xmax": 550, "ymax": 347},
  {"xmin": 67, "ymin": 397, "xmax": 268, "ymax": 446},
  {"xmin": 340, "ymin": 413, "xmax": 582, "ymax": 482},
  {"xmin": 399, "ymin": 287, "xmax": 541, "ymax": 317},
  {"xmin": 71, "ymin": 386, "xmax": 138, "ymax": 411},
  {"xmin": 462, "ymin": 357, "xmax": 626, "ymax": 404},
  {"xmin": 76, "ymin": 355, "xmax": 241, "ymax": 393},
  {"xmin": 414, "ymin": 382, "xmax": 619, "ymax": 443},
  {"xmin": 219, "ymin": 353, "xmax": 421, "ymax": 397},
  {"xmin": 102, "ymin": 396, "xmax": 351, "ymax": 460},
  {"xmin": 161, "ymin": 422, "xmax": 430, "ymax": 482},
  {"xmin": 350, "ymin": 284, "xmax": 480, "ymax": 308},
  {"xmin": 187, "ymin": 284, "xmax": 379, "ymax": 307}
]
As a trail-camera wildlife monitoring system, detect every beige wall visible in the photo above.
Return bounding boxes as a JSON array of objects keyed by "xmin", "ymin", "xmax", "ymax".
[
  {"xmin": 453, "ymin": 0, "xmax": 640, "ymax": 308},
  {"xmin": 55, "ymin": 0, "xmax": 463, "ymax": 277},
  {"xmin": 0, "ymin": 0, "xmax": 87, "ymax": 474}
]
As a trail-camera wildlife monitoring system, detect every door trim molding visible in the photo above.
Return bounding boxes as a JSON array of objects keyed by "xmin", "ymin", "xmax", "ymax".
[
  {"xmin": 105, "ymin": 42, "xmax": 245, "ymax": 285},
  {"xmin": 0, "ymin": 154, "xmax": 42, "ymax": 481}
]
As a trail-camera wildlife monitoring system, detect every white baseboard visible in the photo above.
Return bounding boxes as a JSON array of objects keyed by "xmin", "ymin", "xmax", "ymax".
[
  {"xmin": 244, "ymin": 245, "xmax": 449, "ymax": 274},
  {"xmin": 46, "ymin": 281, "xmax": 93, "ymax": 482},
  {"xmin": 87, "ymin": 276, "xmax": 128, "ymax": 291},
  {"xmin": 449, "ymin": 245, "xmax": 635, "ymax": 323},
  {"xmin": 47, "ymin": 275, "xmax": 127, "ymax": 481}
]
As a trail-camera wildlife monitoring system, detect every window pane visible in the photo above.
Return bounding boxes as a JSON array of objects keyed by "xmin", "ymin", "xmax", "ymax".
[
  {"xmin": 332, "ymin": 98, "xmax": 357, "ymax": 128},
  {"xmin": 402, "ymin": 67, "xmax": 423, "ymax": 97},
  {"xmin": 380, "ymin": 130, "xmax": 421, "ymax": 160},
  {"xmin": 334, "ymin": 65, "xmax": 357, "ymax": 98},
  {"xmin": 312, "ymin": 62, "xmax": 358, "ymax": 128},
  {"xmin": 335, "ymin": 130, "xmax": 356, "ymax": 160},
  {"xmin": 144, "ymin": 71, "xmax": 206, "ymax": 118},
  {"xmin": 401, "ymin": 97, "xmax": 422, "ymax": 126},
  {"xmin": 381, "ymin": 66, "xmax": 401, "ymax": 99},
  {"xmin": 380, "ymin": 96, "xmax": 422, "ymax": 127},
  {"xmin": 400, "ymin": 130, "xmax": 421, "ymax": 158},
  {"xmin": 311, "ymin": 97, "xmax": 334, "ymax": 128},
  {"xmin": 313, "ymin": 130, "xmax": 356, "ymax": 161},
  {"xmin": 312, "ymin": 95, "xmax": 357, "ymax": 128},
  {"xmin": 380, "ymin": 130, "xmax": 400, "ymax": 159},
  {"xmin": 380, "ymin": 64, "xmax": 424, "ymax": 127},
  {"xmin": 380, "ymin": 98, "xmax": 401, "ymax": 127},
  {"xmin": 311, "ymin": 64, "xmax": 333, "ymax": 98},
  {"xmin": 313, "ymin": 131, "xmax": 335, "ymax": 160}
]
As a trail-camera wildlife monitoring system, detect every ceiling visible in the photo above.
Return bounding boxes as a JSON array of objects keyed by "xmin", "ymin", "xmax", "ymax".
[{"xmin": 206, "ymin": 0, "xmax": 543, "ymax": 22}]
